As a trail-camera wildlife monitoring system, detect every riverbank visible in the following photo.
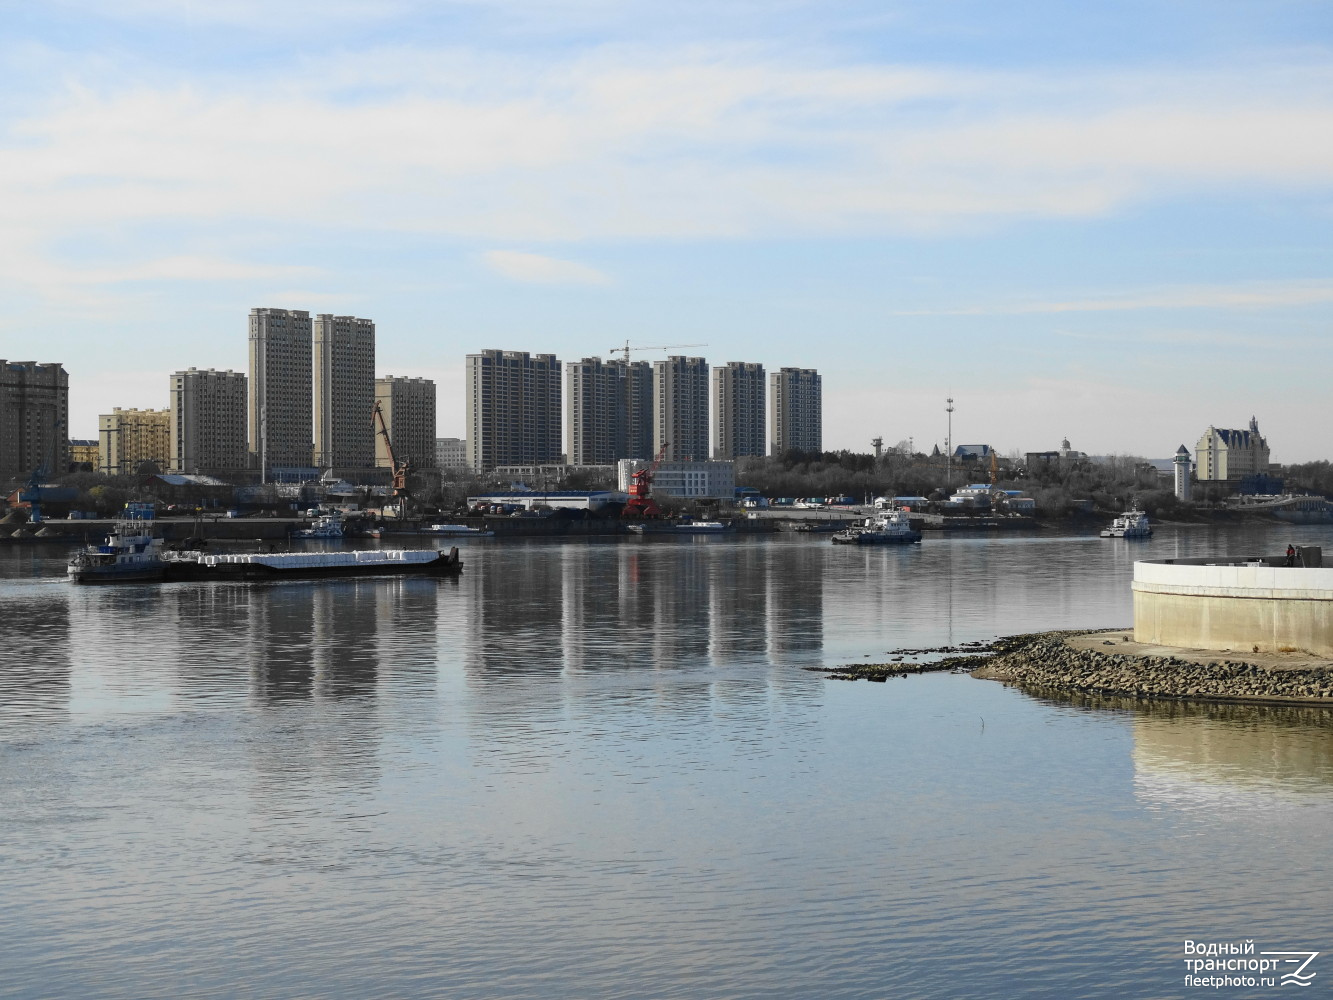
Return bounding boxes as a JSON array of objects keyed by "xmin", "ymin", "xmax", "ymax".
[{"xmin": 972, "ymin": 630, "xmax": 1333, "ymax": 706}]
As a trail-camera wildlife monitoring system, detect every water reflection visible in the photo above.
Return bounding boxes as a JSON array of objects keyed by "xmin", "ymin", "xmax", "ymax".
[
  {"xmin": 1027, "ymin": 690, "xmax": 1333, "ymax": 802},
  {"xmin": 1131, "ymin": 700, "xmax": 1333, "ymax": 802},
  {"xmin": 0, "ymin": 590, "xmax": 70, "ymax": 723}
]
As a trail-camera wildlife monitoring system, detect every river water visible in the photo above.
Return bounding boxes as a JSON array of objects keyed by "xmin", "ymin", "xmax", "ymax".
[{"xmin": 1, "ymin": 523, "xmax": 1331, "ymax": 999}]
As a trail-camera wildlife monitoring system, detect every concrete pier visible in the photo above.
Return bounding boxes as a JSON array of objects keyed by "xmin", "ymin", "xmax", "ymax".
[{"xmin": 1133, "ymin": 554, "xmax": 1333, "ymax": 657}]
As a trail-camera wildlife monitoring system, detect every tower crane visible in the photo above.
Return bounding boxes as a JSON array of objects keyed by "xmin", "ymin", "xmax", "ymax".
[
  {"xmin": 372, "ymin": 401, "xmax": 413, "ymax": 520},
  {"xmin": 607, "ymin": 341, "xmax": 707, "ymax": 364},
  {"xmin": 622, "ymin": 442, "xmax": 669, "ymax": 519}
]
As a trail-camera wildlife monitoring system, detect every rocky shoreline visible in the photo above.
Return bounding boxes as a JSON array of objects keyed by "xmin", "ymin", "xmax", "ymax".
[
  {"xmin": 810, "ymin": 629, "xmax": 1333, "ymax": 705},
  {"xmin": 971, "ymin": 630, "xmax": 1333, "ymax": 706}
]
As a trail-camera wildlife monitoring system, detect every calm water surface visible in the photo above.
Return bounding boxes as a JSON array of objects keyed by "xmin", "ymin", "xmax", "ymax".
[{"xmin": 2, "ymin": 524, "xmax": 1331, "ymax": 999}]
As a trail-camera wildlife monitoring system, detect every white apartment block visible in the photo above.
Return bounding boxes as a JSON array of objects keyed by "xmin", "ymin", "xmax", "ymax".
[
  {"xmin": 653, "ymin": 356, "xmax": 709, "ymax": 462},
  {"xmin": 99, "ymin": 407, "xmax": 171, "ymax": 475},
  {"xmin": 617, "ymin": 458, "xmax": 735, "ymax": 499},
  {"xmin": 770, "ymin": 367, "xmax": 822, "ymax": 455},
  {"xmin": 566, "ymin": 357, "xmax": 653, "ymax": 466},
  {"xmin": 248, "ymin": 307, "xmax": 313, "ymax": 476},
  {"xmin": 314, "ymin": 314, "xmax": 376, "ymax": 471},
  {"xmin": 466, "ymin": 350, "xmax": 562, "ymax": 471},
  {"xmin": 436, "ymin": 437, "xmax": 468, "ymax": 470},
  {"xmin": 375, "ymin": 376, "xmax": 437, "ymax": 471},
  {"xmin": 712, "ymin": 361, "xmax": 766, "ymax": 460},
  {"xmin": 0, "ymin": 360, "xmax": 68, "ymax": 481},
  {"xmin": 169, "ymin": 368, "xmax": 247, "ymax": 475}
]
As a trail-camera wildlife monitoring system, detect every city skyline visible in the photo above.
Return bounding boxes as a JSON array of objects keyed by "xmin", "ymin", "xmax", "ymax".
[{"xmin": 4, "ymin": 3, "xmax": 1331, "ymax": 462}]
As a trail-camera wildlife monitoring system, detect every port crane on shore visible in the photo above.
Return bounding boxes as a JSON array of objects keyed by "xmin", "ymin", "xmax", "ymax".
[
  {"xmin": 623, "ymin": 442, "xmax": 669, "ymax": 519},
  {"xmin": 17, "ymin": 418, "xmax": 64, "ymax": 524},
  {"xmin": 372, "ymin": 402, "xmax": 413, "ymax": 520}
]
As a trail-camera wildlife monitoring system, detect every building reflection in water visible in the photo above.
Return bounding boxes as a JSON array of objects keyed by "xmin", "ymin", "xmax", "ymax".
[
  {"xmin": 466, "ymin": 541, "xmax": 827, "ymax": 682},
  {"xmin": 1130, "ymin": 699, "xmax": 1333, "ymax": 806},
  {"xmin": 0, "ymin": 589, "xmax": 71, "ymax": 723}
]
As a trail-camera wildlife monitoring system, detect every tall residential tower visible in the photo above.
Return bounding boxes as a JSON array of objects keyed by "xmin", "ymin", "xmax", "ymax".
[
  {"xmin": 0, "ymin": 360, "xmax": 68, "ymax": 480},
  {"xmin": 248, "ymin": 307, "xmax": 313, "ymax": 478},
  {"xmin": 770, "ymin": 367, "xmax": 821, "ymax": 455},
  {"xmin": 169, "ymin": 368, "xmax": 248, "ymax": 475},
  {"xmin": 375, "ymin": 376, "xmax": 437, "ymax": 471},
  {"xmin": 313, "ymin": 314, "xmax": 376, "ymax": 472},
  {"xmin": 565, "ymin": 357, "xmax": 653, "ymax": 466},
  {"xmin": 465, "ymin": 350, "xmax": 562, "ymax": 471},
  {"xmin": 712, "ymin": 361, "xmax": 765, "ymax": 460},
  {"xmin": 653, "ymin": 356, "xmax": 709, "ymax": 462}
]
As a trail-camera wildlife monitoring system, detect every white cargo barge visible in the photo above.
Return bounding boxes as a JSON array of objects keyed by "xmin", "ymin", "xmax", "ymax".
[{"xmin": 162, "ymin": 547, "xmax": 462, "ymax": 581}]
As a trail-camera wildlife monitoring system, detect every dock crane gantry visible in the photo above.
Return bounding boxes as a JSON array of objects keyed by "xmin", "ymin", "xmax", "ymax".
[
  {"xmin": 623, "ymin": 442, "xmax": 669, "ymax": 519},
  {"xmin": 372, "ymin": 401, "xmax": 413, "ymax": 520}
]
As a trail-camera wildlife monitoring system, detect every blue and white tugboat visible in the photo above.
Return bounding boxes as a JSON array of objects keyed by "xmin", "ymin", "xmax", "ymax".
[{"xmin": 67, "ymin": 503, "xmax": 167, "ymax": 583}]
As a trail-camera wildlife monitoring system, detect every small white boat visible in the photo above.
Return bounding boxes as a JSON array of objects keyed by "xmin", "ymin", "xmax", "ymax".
[
  {"xmin": 293, "ymin": 514, "xmax": 345, "ymax": 539},
  {"xmin": 1100, "ymin": 507, "xmax": 1151, "ymax": 538},
  {"xmin": 673, "ymin": 520, "xmax": 729, "ymax": 533},
  {"xmin": 424, "ymin": 523, "xmax": 495, "ymax": 537},
  {"xmin": 831, "ymin": 509, "xmax": 922, "ymax": 545}
]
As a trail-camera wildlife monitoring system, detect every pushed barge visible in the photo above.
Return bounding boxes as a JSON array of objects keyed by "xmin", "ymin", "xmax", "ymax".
[
  {"xmin": 69, "ymin": 524, "xmax": 463, "ymax": 583},
  {"xmin": 161, "ymin": 547, "xmax": 462, "ymax": 581}
]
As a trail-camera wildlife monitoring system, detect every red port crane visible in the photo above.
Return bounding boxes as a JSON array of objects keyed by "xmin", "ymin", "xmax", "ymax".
[
  {"xmin": 372, "ymin": 401, "xmax": 413, "ymax": 519},
  {"xmin": 623, "ymin": 442, "xmax": 669, "ymax": 519}
]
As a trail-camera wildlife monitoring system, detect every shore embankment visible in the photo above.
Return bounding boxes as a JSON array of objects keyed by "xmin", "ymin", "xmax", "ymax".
[{"xmin": 972, "ymin": 630, "xmax": 1333, "ymax": 706}]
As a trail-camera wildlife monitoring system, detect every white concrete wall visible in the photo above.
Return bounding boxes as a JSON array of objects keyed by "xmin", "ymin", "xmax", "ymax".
[{"xmin": 1133, "ymin": 561, "xmax": 1333, "ymax": 655}]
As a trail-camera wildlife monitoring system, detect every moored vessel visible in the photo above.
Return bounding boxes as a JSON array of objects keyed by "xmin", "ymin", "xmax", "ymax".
[
  {"xmin": 424, "ymin": 523, "xmax": 495, "ymax": 537},
  {"xmin": 1100, "ymin": 507, "xmax": 1151, "ymax": 538},
  {"xmin": 831, "ymin": 509, "xmax": 922, "ymax": 545},
  {"xmin": 292, "ymin": 514, "xmax": 345, "ymax": 539}
]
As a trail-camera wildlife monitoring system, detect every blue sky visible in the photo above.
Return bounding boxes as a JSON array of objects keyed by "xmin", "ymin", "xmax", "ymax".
[{"xmin": 3, "ymin": 0, "xmax": 1331, "ymax": 461}]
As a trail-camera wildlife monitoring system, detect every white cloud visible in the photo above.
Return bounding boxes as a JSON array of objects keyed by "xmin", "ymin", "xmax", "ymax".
[
  {"xmin": 893, "ymin": 279, "xmax": 1333, "ymax": 316},
  {"xmin": 480, "ymin": 250, "xmax": 611, "ymax": 285},
  {"xmin": 3, "ymin": 44, "xmax": 1333, "ymax": 315}
]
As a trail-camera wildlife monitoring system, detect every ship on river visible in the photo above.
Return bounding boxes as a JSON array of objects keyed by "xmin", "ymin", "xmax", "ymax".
[{"xmin": 69, "ymin": 507, "xmax": 462, "ymax": 583}]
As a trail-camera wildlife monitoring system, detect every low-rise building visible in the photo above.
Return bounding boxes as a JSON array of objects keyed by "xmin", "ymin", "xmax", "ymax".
[
  {"xmin": 617, "ymin": 459, "xmax": 735, "ymax": 499},
  {"xmin": 466, "ymin": 490, "xmax": 628, "ymax": 512},
  {"xmin": 69, "ymin": 439, "xmax": 98, "ymax": 471},
  {"xmin": 436, "ymin": 437, "xmax": 468, "ymax": 470}
]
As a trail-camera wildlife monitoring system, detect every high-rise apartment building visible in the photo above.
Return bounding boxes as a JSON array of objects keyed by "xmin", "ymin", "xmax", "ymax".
[
  {"xmin": 653, "ymin": 356, "xmax": 709, "ymax": 462},
  {"xmin": 0, "ymin": 360, "xmax": 68, "ymax": 481},
  {"xmin": 465, "ymin": 350, "xmax": 562, "ymax": 471},
  {"xmin": 248, "ymin": 307, "xmax": 313, "ymax": 478},
  {"xmin": 314, "ymin": 314, "xmax": 375, "ymax": 471},
  {"xmin": 712, "ymin": 361, "xmax": 765, "ymax": 460},
  {"xmin": 375, "ymin": 376, "xmax": 437, "ymax": 471},
  {"xmin": 169, "ymin": 368, "xmax": 248, "ymax": 475},
  {"xmin": 565, "ymin": 357, "xmax": 653, "ymax": 466},
  {"xmin": 770, "ymin": 367, "xmax": 821, "ymax": 455},
  {"xmin": 99, "ymin": 407, "xmax": 171, "ymax": 475}
]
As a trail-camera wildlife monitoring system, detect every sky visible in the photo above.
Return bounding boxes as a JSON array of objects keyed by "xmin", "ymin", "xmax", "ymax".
[{"xmin": 3, "ymin": 0, "xmax": 1332, "ymax": 462}]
